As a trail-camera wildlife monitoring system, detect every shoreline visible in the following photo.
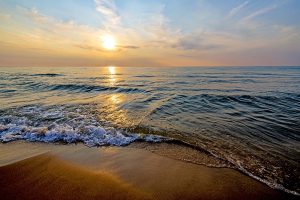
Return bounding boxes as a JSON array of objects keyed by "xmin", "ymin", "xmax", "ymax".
[{"xmin": 0, "ymin": 141, "xmax": 297, "ymax": 200}]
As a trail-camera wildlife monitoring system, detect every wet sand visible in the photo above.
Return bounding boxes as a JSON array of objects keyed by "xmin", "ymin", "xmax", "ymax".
[{"xmin": 0, "ymin": 141, "xmax": 297, "ymax": 200}]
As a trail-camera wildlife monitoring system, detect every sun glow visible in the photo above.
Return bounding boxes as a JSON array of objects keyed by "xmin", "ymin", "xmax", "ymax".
[
  {"xmin": 108, "ymin": 66, "xmax": 116, "ymax": 86},
  {"xmin": 108, "ymin": 66, "xmax": 116, "ymax": 74},
  {"xmin": 102, "ymin": 35, "xmax": 116, "ymax": 50}
]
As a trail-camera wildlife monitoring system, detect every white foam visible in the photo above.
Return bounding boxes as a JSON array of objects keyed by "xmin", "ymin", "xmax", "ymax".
[{"xmin": 0, "ymin": 121, "xmax": 168, "ymax": 146}]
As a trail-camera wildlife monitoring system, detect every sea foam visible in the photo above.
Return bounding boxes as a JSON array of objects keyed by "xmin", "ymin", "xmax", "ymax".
[
  {"xmin": 0, "ymin": 105, "xmax": 169, "ymax": 146},
  {"xmin": 0, "ymin": 122, "xmax": 168, "ymax": 146}
]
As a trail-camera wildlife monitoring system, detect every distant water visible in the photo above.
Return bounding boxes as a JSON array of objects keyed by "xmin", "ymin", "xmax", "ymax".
[{"xmin": 0, "ymin": 66, "xmax": 299, "ymax": 194}]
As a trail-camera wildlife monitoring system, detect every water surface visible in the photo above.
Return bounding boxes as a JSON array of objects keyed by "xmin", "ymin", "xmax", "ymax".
[{"xmin": 0, "ymin": 66, "xmax": 299, "ymax": 194}]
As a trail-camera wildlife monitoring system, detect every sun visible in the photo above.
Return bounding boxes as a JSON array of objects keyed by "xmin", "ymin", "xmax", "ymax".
[{"xmin": 102, "ymin": 35, "xmax": 116, "ymax": 50}]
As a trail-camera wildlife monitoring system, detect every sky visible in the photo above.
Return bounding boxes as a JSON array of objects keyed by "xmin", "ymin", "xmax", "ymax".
[{"xmin": 0, "ymin": 0, "xmax": 300, "ymax": 67}]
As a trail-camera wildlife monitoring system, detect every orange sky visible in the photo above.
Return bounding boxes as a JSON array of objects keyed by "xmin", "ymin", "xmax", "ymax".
[{"xmin": 0, "ymin": 0, "xmax": 300, "ymax": 67}]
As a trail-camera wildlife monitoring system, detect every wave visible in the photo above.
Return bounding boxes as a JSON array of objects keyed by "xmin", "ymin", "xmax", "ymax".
[
  {"xmin": 0, "ymin": 107, "xmax": 169, "ymax": 146},
  {"xmin": 0, "ymin": 89, "xmax": 17, "ymax": 93},
  {"xmin": 170, "ymin": 93, "xmax": 300, "ymax": 105},
  {"xmin": 25, "ymin": 83, "xmax": 147, "ymax": 94},
  {"xmin": 133, "ymin": 75, "xmax": 155, "ymax": 78},
  {"xmin": 0, "ymin": 123, "xmax": 168, "ymax": 146},
  {"xmin": 31, "ymin": 73, "xmax": 64, "ymax": 77},
  {"xmin": 207, "ymin": 79, "xmax": 257, "ymax": 83}
]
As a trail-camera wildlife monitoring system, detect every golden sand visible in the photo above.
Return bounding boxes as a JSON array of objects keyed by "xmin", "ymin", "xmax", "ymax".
[{"xmin": 0, "ymin": 142, "xmax": 296, "ymax": 200}]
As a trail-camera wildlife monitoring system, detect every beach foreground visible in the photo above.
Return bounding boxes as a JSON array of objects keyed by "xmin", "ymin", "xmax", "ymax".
[{"xmin": 0, "ymin": 142, "xmax": 296, "ymax": 200}]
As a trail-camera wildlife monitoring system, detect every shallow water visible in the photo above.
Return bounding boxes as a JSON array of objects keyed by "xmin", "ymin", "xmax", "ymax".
[{"xmin": 0, "ymin": 66, "xmax": 299, "ymax": 194}]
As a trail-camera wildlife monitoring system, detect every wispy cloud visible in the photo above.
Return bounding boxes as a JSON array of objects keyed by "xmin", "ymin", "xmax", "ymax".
[
  {"xmin": 227, "ymin": 1, "xmax": 249, "ymax": 19},
  {"xmin": 138, "ymin": 5, "xmax": 183, "ymax": 49},
  {"xmin": 23, "ymin": 7, "xmax": 95, "ymax": 33},
  {"xmin": 117, "ymin": 45, "xmax": 139, "ymax": 49},
  {"xmin": 74, "ymin": 44, "xmax": 104, "ymax": 52},
  {"xmin": 94, "ymin": 0, "xmax": 120, "ymax": 28},
  {"xmin": 172, "ymin": 33, "xmax": 223, "ymax": 51},
  {"xmin": 242, "ymin": 4, "xmax": 277, "ymax": 21},
  {"xmin": 0, "ymin": 13, "xmax": 11, "ymax": 20},
  {"xmin": 13, "ymin": 6, "xmax": 105, "ymax": 54}
]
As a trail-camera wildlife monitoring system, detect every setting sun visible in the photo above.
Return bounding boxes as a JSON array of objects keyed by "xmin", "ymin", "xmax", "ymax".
[{"xmin": 102, "ymin": 35, "xmax": 116, "ymax": 50}]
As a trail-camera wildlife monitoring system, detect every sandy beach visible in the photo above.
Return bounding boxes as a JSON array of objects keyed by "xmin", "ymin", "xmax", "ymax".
[
  {"xmin": 1, "ymin": 0, "xmax": 300, "ymax": 198},
  {"xmin": 0, "ymin": 141, "xmax": 296, "ymax": 200}
]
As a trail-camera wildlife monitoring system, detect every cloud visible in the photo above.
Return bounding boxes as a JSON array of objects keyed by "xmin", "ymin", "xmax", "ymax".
[
  {"xmin": 0, "ymin": 13, "xmax": 11, "ymax": 20},
  {"xmin": 242, "ymin": 4, "xmax": 277, "ymax": 21},
  {"xmin": 170, "ymin": 30, "xmax": 230, "ymax": 52},
  {"xmin": 75, "ymin": 44, "xmax": 140, "ymax": 52},
  {"xmin": 4, "ymin": 6, "xmax": 108, "ymax": 57},
  {"xmin": 74, "ymin": 44, "xmax": 104, "ymax": 52},
  {"xmin": 25, "ymin": 7, "xmax": 49, "ymax": 24},
  {"xmin": 227, "ymin": 1, "xmax": 249, "ymax": 19},
  {"xmin": 23, "ymin": 7, "xmax": 96, "ymax": 33},
  {"xmin": 117, "ymin": 45, "xmax": 139, "ymax": 49},
  {"xmin": 17, "ymin": 6, "xmax": 144, "ymax": 55},
  {"xmin": 94, "ymin": 0, "xmax": 120, "ymax": 28},
  {"xmin": 136, "ymin": 5, "xmax": 183, "ymax": 49},
  {"xmin": 172, "ymin": 36, "xmax": 222, "ymax": 51}
]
